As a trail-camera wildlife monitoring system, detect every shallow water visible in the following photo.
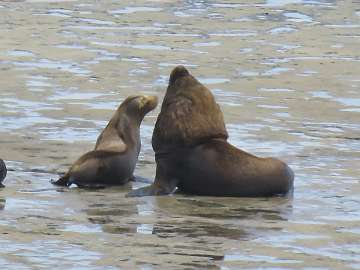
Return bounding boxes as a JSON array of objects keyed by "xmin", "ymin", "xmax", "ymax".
[{"xmin": 0, "ymin": 0, "xmax": 359, "ymax": 269}]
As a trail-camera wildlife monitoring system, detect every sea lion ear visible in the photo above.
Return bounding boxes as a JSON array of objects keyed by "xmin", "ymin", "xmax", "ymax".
[{"xmin": 169, "ymin": 65, "xmax": 190, "ymax": 85}]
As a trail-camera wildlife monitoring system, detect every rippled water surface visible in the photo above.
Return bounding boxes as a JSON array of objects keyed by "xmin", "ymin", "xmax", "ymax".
[{"xmin": 0, "ymin": 0, "xmax": 359, "ymax": 269}]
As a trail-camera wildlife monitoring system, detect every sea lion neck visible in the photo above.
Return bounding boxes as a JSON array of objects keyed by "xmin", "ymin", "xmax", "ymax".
[
  {"xmin": 116, "ymin": 114, "xmax": 141, "ymax": 150},
  {"xmin": 102, "ymin": 108, "xmax": 141, "ymax": 152},
  {"xmin": 152, "ymin": 67, "xmax": 228, "ymax": 152}
]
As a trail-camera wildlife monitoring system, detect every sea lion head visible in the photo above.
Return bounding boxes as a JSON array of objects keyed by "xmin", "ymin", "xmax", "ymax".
[
  {"xmin": 152, "ymin": 66, "xmax": 228, "ymax": 152},
  {"xmin": 118, "ymin": 95, "xmax": 158, "ymax": 121},
  {"xmin": 0, "ymin": 159, "xmax": 7, "ymax": 186}
]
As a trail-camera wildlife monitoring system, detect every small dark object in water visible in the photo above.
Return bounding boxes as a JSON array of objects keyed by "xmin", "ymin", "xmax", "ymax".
[{"xmin": 0, "ymin": 159, "xmax": 7, "ymax": 188}]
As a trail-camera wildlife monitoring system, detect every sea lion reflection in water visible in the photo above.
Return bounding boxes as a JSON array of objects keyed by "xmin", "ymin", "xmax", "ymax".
[
  {"xmin": 128, "ymin": 66, "xmax": 294, "ymax": 197},
  {"xmin": 0, "ymin": 159, "xmax": 7, "ymax": 188},
  {"xmin": 51, "ymin": 95, "xmax": 157, "ymax": 187}
]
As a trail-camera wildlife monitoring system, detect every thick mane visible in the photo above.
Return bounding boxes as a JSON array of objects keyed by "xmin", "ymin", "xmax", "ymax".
[{"xmin": 152, "ymin": 67, "xmax": 228, "ymax": 151}]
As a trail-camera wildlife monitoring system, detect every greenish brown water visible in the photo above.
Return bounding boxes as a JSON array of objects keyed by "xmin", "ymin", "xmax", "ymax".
[{"xmin": 0, "ymin": 0, "xmax": 359, "ymax": 269}]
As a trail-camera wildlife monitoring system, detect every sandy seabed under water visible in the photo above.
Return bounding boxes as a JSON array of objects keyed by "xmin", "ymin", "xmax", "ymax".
[{"xmin": 0, "ymin": 0, "xmax": 359, "ymax": 269}]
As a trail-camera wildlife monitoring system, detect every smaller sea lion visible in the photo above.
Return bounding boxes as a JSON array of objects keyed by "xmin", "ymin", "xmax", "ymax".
[
  {"xmin": 51, "ymin": 95, "xmax": 157, "ymax": 187},
  {"xmin": 0, "ymin": 159, "xmax": 7, "ymax": 188}
]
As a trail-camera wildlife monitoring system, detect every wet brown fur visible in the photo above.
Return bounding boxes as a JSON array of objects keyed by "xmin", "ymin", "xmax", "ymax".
[
  {"xmin": 52, "ymin": 95, "xmax": 157, "ymax": 187},
  {"xmin": 152, "ymin": 67, "xmax": 228, "ymax": 151},
  {"xmin": 127, "ymin": 66, "xmax": 294, "ymax": 197}
]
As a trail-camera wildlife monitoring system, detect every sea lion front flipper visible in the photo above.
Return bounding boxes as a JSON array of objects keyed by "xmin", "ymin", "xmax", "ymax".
[
  {"xmin": 126, "ymin": 183, "xmax": 173, "ymax": 197},
  {"xmin": 125, "ymin": 185, "xmax": 162, "ymax": 197},
  {"xmin": 126, "ymin": 167, "xmax": 178, "ymax": 197},
  {"xmin": 126, "ymin": 159, "xmax": 179, "ymax": 197},
  {"xmin": 0, "ymin": 183, "xmax": 5, "ymax": 188}
]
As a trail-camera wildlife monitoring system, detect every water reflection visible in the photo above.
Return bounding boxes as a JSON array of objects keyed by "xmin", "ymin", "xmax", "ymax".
[{"xmin": 152, "ymin": 221, "xmax": 247, "ymax": 240}]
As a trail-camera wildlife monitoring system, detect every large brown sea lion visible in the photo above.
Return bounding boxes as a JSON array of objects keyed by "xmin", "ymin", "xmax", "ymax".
[
  {"xmin": 51, "ymin": 95, "xmax": 157, "ymax": 187},
  {"xmin": 0, "ymin": 159, "xmax": 7, "ymax": 188},
  {"xmin": 127, "ymin": 66, "xmax": 294, "ymax": 197}
]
